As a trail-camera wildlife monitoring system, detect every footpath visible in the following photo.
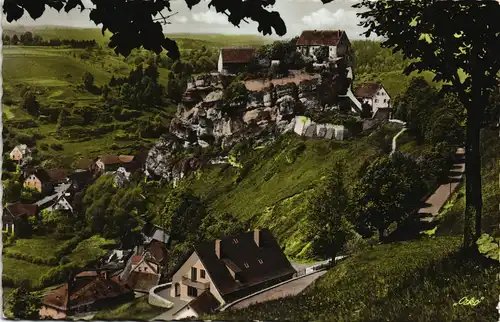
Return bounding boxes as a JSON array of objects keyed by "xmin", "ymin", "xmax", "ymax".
[{"xmin": 417, "ymin": 148, "xmax": 465, "ymax": 224}]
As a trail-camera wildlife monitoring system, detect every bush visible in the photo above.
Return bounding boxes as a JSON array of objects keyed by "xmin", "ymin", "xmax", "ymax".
[
  {"xmin": 40, "ymin": 143, "xmax": 49, "ymax": 151},
  {"xmin": 7, "ymin": 119, "xmax": 39, "ymax": 129},
  {"xmin": 15, "ymin": 133, "xmax": 37, "ymax": 146},
  {"xmin": 50, "ymin": 143, "xmax": 64, "ymax": 151}
]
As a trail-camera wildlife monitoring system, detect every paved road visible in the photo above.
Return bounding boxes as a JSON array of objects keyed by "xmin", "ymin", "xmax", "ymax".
[
  {"xmin": 228, "ymin": 270, "xmax": 327, "ymax": 311},
  {"xmin": 418, "ymin": 148, "xmax": 465, "ymax": 223},
  {"xmin": 150, "ymin": 286, "xmax": 189, "ymax": 321}
]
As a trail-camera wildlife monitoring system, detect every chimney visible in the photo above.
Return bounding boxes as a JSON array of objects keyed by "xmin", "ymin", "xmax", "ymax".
[
  {"xmin": 215, "ymin": 239, "xmax": 221, "ymax": 259},
  {"xmin": 254, "ymin": 229, "xmax": 260, "ymax": 247}
]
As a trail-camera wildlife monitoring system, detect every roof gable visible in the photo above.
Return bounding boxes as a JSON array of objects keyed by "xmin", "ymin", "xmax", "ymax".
[
  {"xmin": 221, "ymin": 47, "xmax": 255, "ymax": 64},
  {"xmin": 354, "ymin": 82, "xmax": 383, "ymax": 98},
  {"xmin": 5, "ymin": 203, "xmax": 38, "ymax": 218},
  {"xmin": 194, "ymin": 229, "xmax": 296, "ymax": 297},
  {"xmin": 296, "ymin": 30, "xmax": 345, "ymax": 46}
]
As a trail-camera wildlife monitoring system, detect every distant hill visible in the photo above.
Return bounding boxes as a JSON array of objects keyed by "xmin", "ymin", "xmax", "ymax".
[{"xmin": 2, "ymin": 25, "xmax": 274, "ymax": 48}]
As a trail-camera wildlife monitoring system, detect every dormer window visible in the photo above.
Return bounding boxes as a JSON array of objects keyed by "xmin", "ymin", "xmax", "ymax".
[{"xmin": 244, "ymin": 262, "xmax": 249, "ymax": 268}]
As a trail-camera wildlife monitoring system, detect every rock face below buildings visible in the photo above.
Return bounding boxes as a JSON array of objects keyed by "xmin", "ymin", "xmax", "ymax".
[{"xmin": 145, "ymin": 72, "xmax": 351, "ymax": 181}]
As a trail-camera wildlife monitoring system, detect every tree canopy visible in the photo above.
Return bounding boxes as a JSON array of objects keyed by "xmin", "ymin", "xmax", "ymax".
[{"xmin": 355, "ymin": 0, "xmax": 500, "ymax": 247}]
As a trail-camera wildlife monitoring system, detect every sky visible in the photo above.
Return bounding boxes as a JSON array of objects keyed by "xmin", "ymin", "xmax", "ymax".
[{"xmin": 1, "ymin": 0, "xmax": 376, "ymax": 41}]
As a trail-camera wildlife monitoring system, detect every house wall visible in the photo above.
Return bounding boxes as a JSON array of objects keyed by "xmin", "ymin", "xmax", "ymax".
[
  {"xmin": 217, "ymin": 51, "xmax": 224, "ymax": 73},
  {"xmin": 173, "ymin": 306, "xmax": 198, "ymax": 320},
  {"xmin": 372, "ymin": 87, "xmax": 391, "ymax": 113},
  {"xmin": 170, "ymin": 252, "xmax": 225, "ymax": 305},
  {"xmin": 24, "ymin": 175, "xmax": 42, "ymax": 192},
  {"xmin": 10, "ymin": 148, "xmax": 22, "ymax": 161},
  {"xmin": 39, "ymin": 305, "xmax": 67, "ymax": 320},
  {"xmin": 132, "ymin": 261, "xmax": 159, "ymax": 274}
]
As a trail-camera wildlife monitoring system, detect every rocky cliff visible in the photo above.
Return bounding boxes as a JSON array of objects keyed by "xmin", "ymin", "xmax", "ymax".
[{"xmin": 145, "ymin": 70, "xmax": 352, "ymax": 181}]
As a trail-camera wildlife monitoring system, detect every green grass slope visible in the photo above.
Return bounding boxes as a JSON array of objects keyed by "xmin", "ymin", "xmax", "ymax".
[
  {"xmin": 212, "ymin": 236, "xmax": 499, "ymax": 321},
  {"xmin": 185, "ymin": 128, "xmax": 394, "ymax": 260}
]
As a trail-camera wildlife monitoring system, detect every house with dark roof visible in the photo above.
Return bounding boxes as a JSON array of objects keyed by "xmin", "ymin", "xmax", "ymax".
[
  {"xmin": 173, "ymin": 290, "xmax": 221, "ymax": 320},
  {"xmin": 2, "ymin": 202, "xmax": 38, "ymax": 236},
  {"xmin": 217, "ymin": 47, "xmax": 256, "ymax": 74},
  {"xmin": 296, "ymin": 29, "xmax": 351, "ymax": 63},
  {"xmin": 354, "ymin": 82, "xmax": 392, "ymax": 118},
  {"xmin": 22, "ymin": 168, "xmax": 70, "ymax": 195},
  {"xmin": 39, "ymin": 270, "xmax": 134, "ymax": 320},
  {"xmin": 169, "ymin": 229, "xmax": 296, "ymax": 306}
]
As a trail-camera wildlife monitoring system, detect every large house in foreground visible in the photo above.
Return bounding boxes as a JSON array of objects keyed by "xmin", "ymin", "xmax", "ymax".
[
  {"xmin": 354, "ymin": 82, "xmax": 392, "ymax": 118},
  {"xmin": 170, "ymin": 229, "xmax": 296, "ymax": 319},
  {"xmin": 217, "ymin": 47, "xmax": 256, "ymax": 74}
]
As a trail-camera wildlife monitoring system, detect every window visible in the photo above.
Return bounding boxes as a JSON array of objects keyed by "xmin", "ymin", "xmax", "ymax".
[
  {"xmin": 375, "ymin": 99, "xmax": 379, "ymax": 103},
  {"xmin": 187, "ymin": 286, "xmax": 198, "ymax": 297},
  {"xmin": 384, "ymin": 99, "xmax": 387, "ymax": 103},
  {"xmin": 258, "ymin": 259, "xmax": 263, "ymax": 264},
  {"xmin": 191, "ymin": 267, "xmax": 197, "ymax": 281},
  {"xmin": 200, "ymin": 269, "xmax": 206, "ymax": 279},
  {"xmin": 175, "ymin": 283, "xmax": 180, "ymax": 297},
  {"xmin": 244, "ymin": 262, "xmax": 249, "ymax": 268}
]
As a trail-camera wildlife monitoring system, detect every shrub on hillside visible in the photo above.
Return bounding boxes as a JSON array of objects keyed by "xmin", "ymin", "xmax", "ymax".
[{"xmin": 50, "ymin": 143, "xmax": 64, "ymax": 151}]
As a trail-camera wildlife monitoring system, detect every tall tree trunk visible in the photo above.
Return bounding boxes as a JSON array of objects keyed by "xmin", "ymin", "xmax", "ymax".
[{"xmin": 463, "ymin": 113, "xmax": 483, "ymax": 248}]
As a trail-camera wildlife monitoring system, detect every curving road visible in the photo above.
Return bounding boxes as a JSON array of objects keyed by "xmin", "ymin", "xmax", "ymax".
[{"xmin": 228, "ymin": 270, "xmax": 327, "ymax": 311}]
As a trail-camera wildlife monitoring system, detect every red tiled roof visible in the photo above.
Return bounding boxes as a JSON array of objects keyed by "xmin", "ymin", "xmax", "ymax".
[
  {"xmin": 125, "ymin": 271, "xmax": 160, "ymax": 293},
  {"xmin": 47, "ymin": 169, "xmax": 70, "ymax": 182},
  {"xmin": 221, "ymin": 47, "xmax": 256, "ymax": 64},
  {"xmin": 76, "ymin": 159, "xmax": 93, "ymax": 170},
  {"xmin": 296, "ymin": 30, "xmax": 345, "ymax": 46},
  {"xmin": 354, "ymin": 82, "xmax": 382, "ymax": 98},
  {"xmin": 5, "ymin": 203, "xmax": 37, "ymax": 218},
  {"xmin": 131, "ymin": 255, "xmax": 143, "ymax": 265},
  {"xmin": 146, "ymin": 240, "xmax": 168, "ymax": 264},
  {"xmin": 99, "ymin": 155, "xmax": 135, "ymax": 165},
  {"xmin": 75, "ymin": 271, "xmax": 99, "ymax": 278},
  {"xmin": 43, "ymin": 284, "xmax": 69, "ymax": 311}
]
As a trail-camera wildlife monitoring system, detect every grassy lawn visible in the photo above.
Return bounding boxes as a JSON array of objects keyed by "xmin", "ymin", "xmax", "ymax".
[
  {"xmin": 2, "ymin": 257, "xmax": 53, "ymax": 289},
  {"xmin": 93, "ymin": 296, "xmax": 166, "ymax": 320},
  {"xmin": 66, "ymin": 235, "xmax": 117, "ymax": 266},
  {"xmin": 3, "ymin": 235, "xmax": 64, "ymax": 261}
]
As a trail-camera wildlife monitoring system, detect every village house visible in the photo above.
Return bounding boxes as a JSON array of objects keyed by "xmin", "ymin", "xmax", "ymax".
[
  {"xmin": 95, "ymin": 155, "xmax": 141, "ymax": 173},
  {"xmin": 9, "ymin": 144, "xmax": 32, "ymax": 165},
  {"xmin": 217, "ymin": 47, "xmax": 256, "ymax": 74},
  {"xmin": 35, "ymin": 182, "xmax": 74, "ymax": 214},
  {"xmin": 39, "ymin": 270, "xmax": 133, "ymax": 320},
  {"xmin": 169, "ymin": 228, "xmax": 296, "ymax": 315},
  {"xmin": 140, "ymin": 225, "xmax": 170, "ymax": 265},
  {"xmin": 22, "ymin": 168, "xmax": 70, "ymax": 195},
  {"xmin": 123, "ymin": 255, "xmax": 162, "ymax": 293},
  {"xmin": 354, "ymin": 82, "xmax": 392, "ymax": 118},
  {"xmin": 296, "ymin": 29, "xmax": 352, "ymax": 63},
  {"xmin": 2, "ymin": 202, "xmax": 38, "ymax": 236}
]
